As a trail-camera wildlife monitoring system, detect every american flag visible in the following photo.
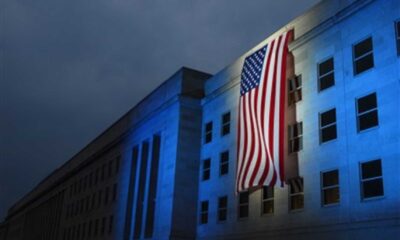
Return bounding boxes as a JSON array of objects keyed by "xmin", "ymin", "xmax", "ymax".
[{"xmin": 236, "ymin": 30, "xmax": 293, "ymax": 192}]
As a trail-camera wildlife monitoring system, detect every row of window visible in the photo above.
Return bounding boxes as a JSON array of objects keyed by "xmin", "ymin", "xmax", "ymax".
[
  {"xmin": 204, "ymin": 112, "xmax": 231, "ymax": 144},
  {"xmin": 202, "ymin": 92, "xmax": 378, "ymax": 179},
  {"xmin": 288, "ymin": 92, "xmax": 379, "ymax": 153},
  {"xmin": 202, "ymin": 22, "xmax": 399, "ymax": 143},
  {"xmin": 290, "ymin": 22, "xmax": 400, "ymax": 101},
  {"xmin": 69, "ymin": 156, "xmax": 120, "ymax": 198},
  {"xmin": 201, "ymin": 150, "xmax": 229, "ymax": 181},
  {"xmin": 65, "ymin": 184, "xmax": 117, "ymax": 219},
  {"xmin": 63, "ymin": 215, "xmax": 113, "ymax": 240},
  {"xmin": 199, "ymin": 159, "xmax": 384, "ymax": 224}
]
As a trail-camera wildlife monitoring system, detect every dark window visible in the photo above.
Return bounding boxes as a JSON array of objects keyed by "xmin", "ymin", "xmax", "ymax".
[
  {"xmin": 218, "ymin": 196, "xmax": 228, "ymax": 222},
  {"xmin": 288, "ymin": 122, "xmax": 303, "ymax": 153},
  {"xmin": 288, "ymin": 75, "xmax": 302, "ymax": 105},
  {"xmin": 76, "ymin": 224, "xmax": 80, "ymax": 240},
  {"xmin": 105, "ymin": 187, "xmax": 109, "ymax": 205},
  {"xmin": 261, "ymin": 186, "xmax": 274, "ymax": 214},
  {"xmin": 115, "ymin": 156, "xmax": 120, "ymax": 174},
  {"xmin": 94, "ymin": 219, "xmax": 99, "ymax": 236},
  {"xmin": 85, "ymin": 196, "xmax": 90, "ymax": 212},
  {"xmin": 204, "ymin": 121, "xmax": 213, "ymax": 144},
  {"xmin": 112, "ymin": 183, "xmax": 117, "ymax": 201},
  {"xmin": 202, "ymin": 159, "xmax": 211, "ymax": 181},
  {"xmin": 82, "ymin": 222, "xmax": 86, "ymax": 239},
  {"xmin": 91, "ymin": 193, "xmax": 96, "ymax": 210},
  {"xmin": 221, "ymin": 112, "xmax": 231, "ymax": 136},
  {"xmin": 321, "ymin": 170, "xmax": 340, "ymax": 205},
  {"xmin": 396, "ymin": 21, "xmax": 400, "ymax": 56},
  {"xmin": 83, "ymin": 175, "xmax": 87, "ymax": 191},
  {"xmin": 89, "ymin": 172, "xmax": 93, "ymax": 188},
  {"xmin": 101, "ymin": 164, "xmax": 106, "ymax": 181},
  {"xmin": 356, "ymin": 93, "xmax": 378, "ymax": 131},
  {"xmin": 98, "ymin": 190, "xmax": 102, "ymax": 207},
  {"xmin": 318, "ymin": 58, "xmax": 334, "ymax": 91},
  {"xmin": 199, "ymin": 201, "xmax": 209, "ymax": 224},
  {"xmin": 108, "ymin": 161, "xmax": 113, "ymax": 178},
  {"xmin": 353, "ymin": 37, "xmax": 374, "ymax": 75},
  {"xmin": 320, "ymin": 108, "xmax": 337, "ymax": 143},
  {"xmin": 289, "ymin": 177, "xmax": 304, "ymax": 210},
  {"xmin": 88, "ymin": 221, "xmax": 92, "ymax": 238},
  {"xmin": 360, "ymin": 160, "xmax": 384, "ymax": 199},
  {"xmin": 101, "ymin": 217, "xmax": 106, "ymax": 235},
  {"xmin": 220, "ymin": 151, "xmax": 229, "ymax": 176},
  {"xmin": 238, "ymin": 191, "xmax": 249, "ymax": 219},
  {"xmin": 108, "ymin": 215, "xmax": 113, "ymax": 234},
  {"xmin": 95, "ymin": 168, "xmax": 99, "ymax": 185}
]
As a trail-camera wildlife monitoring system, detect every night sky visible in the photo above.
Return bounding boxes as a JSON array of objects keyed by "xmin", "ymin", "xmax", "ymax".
[{"xmin": 1, "ymin": 0, "xmax": 320, "ymax": 220}]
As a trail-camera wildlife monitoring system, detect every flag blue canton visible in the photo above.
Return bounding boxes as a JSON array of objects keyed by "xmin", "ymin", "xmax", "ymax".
[{"xmin": 240, "ymin": 46, "xmax": 267, "ymax": 96}]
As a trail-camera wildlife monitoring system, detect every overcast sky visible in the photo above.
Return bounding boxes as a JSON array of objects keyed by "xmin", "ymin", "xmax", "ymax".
[{"xmin": 0, "ymin": 0, "xmax": 320, "ymax": 220}]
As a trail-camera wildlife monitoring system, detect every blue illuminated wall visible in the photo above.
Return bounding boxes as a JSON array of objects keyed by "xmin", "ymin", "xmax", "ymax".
[{"xmin": 197, "ymin": 0, "xmax": 400, "ymax": 239}]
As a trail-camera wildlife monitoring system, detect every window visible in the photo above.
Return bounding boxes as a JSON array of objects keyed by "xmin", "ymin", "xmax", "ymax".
[
  {"xmin": 238, "ymin": 191, "xmax": 249, "ymax": 219},
  {"xmin": 108, "ymin": 160, "xmax": 113, "ymax": 178},
  {"xmin": 88, "ymin": 221, "xmax": 92, "ymax": 238},
  {"xmin": 261, "ymin": 186, "xmax": 274, "ymax": 214},
  {"xmin": 288, "ymin": 122, "xmax": 303, "ymax": 153},
  {"xmin": 356, "ymin": 93, "xmax": 378, "ymax": 131},
  {"xmin": 396, "ymin": 20, "xmax": 400, "ymax": 56},
  {"xmin": 91, "ymin": 193, "xmax": 96, "ymax": 210},
  {"xmin": 318, "ymin": 57, "xmax": 334, "ymax": 91},
  {"xmin": 115, "ymin": 156, "xmax": 120, "ymax": 174},
  {"xmin": 320, "ymin": 108, "xmax": 337, "ymax": 143},
  {"xmin": 288, "ymin": 75, "xmax": 302, "ymax": 105},
  {"xmin": 98, "ymin": 190, "xmax": 102, "ymax": 207},
  {"xmin": 94, "ymin": 219, "xmax": 99, "ymax": 236},
  {"xmin": 199, "ymin": 201, "xmax": 208, "ymax": 224},
  {"xmin": 95, "ymin": 168, "xmax": 99, "ymax": 185},
  {"xmin": 101, "ymin": 217, "xmax": 106, "ymax": 235},
  {"xmin": 353, "ymin": 37, "xmax": 374, "ymax": 75},
  {"xmin": 101, "ymin": 164, "xmax": 106, "ymax": 181},
  {"xmin": 108, "ymin": 215, "xmax": 113, "ymax": 234},
  {"xmin": 220, "ymin": 151, "xmax": 229, "ymax": 176},
  {"xmin": 202, "ymin": 159, "xmax": 211, "ymax": 181},
  {"xmin": 221, "ymin": 112, "xmax": 231, "ymax": 136},
  {"xmin": 360, "ymin": 160, "xmax": 384, "ymax": 199},
  {"xmin": 204, "ymin": 121, "xmax": 213, "ymax": 144},
  {"xmin": 289, "ymin": 177, "xmax": 304, "ymax": 210},
  {"xmin": 217, "ymin": 196, "xmax": 228, "ymax": 222},
  {"xmin": 112, "ymin": 183, "xmax": 117, "ymax": 201},
  {"xmin": 321, "ymin": 170, "xmax": 340, "ymax": 206},
  {"xmin": 105, "ymin": 187, "xmax": 109, "ymax": 205}
]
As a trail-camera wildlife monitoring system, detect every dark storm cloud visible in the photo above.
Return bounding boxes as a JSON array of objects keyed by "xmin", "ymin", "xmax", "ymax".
[{"xmin": 0, "ymin": 0, "xmax": 320, "ymax": 219}]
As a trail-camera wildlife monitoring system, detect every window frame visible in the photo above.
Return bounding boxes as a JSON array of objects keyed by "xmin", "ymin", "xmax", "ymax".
[
  {"xmin": 261, "ymin": 186, "xmax": 274, "ymax": 215},
  {"xmin": 288, "ymin": 177, "xmax": 304, "ymax": 211},
  {"xmin": 319, "ymin": 108, "xmax": 337, "ymax": 144},
  {"xmin": 317, "ymin": 57, "xmax": 335, "ymax": 92},
  {"xmin": 221, "ymin": 111, "xmax": 231, "ymax": 136},
  {"xmin": 352, "ymin": 36, "xmax": 374, "ymax": 75},
  {"xmin": 288, "ymin": 122, "xmax": 303, "ymax": 154},
  {"xmin": 359, "ymin": 159, "xmax": 384, "ymax": 200},
  {"xmin": 219, "ymin": 151, "xmax": 229, "ymax": 176},
  {"xmin": 201, "ymin": 158, "xmax": 211, "ymax": 181},
  {"xmin": 356, "ymin": 92, "xmax": 379, "ymax": 132},
  {"xmin": 217, "ymin": 196, "xmax": 228, "ymax": 222},
  {"xmin": 238, "ymin": 191, "xmax": 249, "ymax": 219},
  {"xmin": 199, "ymin": 200, "xmax": 209, "ymax": 224},
  {"xmin": 320, "ymin": 169, "xmax": 340, "ymax": 206},
  {"xmin": 288, "ymin": 75, "xmax": 302, "ymax": 105},
  {"xmin": 204, "ymin": 121, "xmax": 213, "ymax": 144}
]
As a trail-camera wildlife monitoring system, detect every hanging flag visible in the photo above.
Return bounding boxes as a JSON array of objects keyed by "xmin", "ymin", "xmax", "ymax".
[{"xmin": 236, "ymin": 30, "xmax": 293, "ymax": 192}]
